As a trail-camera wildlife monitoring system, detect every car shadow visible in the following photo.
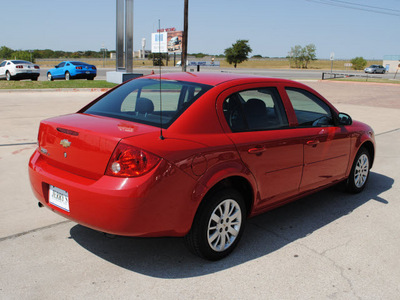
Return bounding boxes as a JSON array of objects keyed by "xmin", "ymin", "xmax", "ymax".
[{"xmin": 70, "ymin": 171, "xmax": 393, "ymax": 278}]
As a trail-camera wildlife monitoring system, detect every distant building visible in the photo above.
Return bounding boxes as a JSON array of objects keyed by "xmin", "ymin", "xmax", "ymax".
[
  {"xmin": 383, "ymin": 55, "xmax": 400, "ymax": 73},
  {"xmin": 109, "ymin": 51, "xmax": 150, "ymax": 59}
]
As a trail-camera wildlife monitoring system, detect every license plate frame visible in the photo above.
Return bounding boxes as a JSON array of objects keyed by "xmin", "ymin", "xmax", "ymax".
[{"xmin": 49, "ymin": 185, "xmax": 70, "ymax": 212}]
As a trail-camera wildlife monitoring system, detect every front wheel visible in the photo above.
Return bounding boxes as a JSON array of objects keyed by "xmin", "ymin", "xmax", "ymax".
[
  {"xmin": 185, "ymin": 188, "xmax": 246, "ymax": 260},
  {"xmin": 65, "ymin": 71, "xmax": 70, "ymax": 80},
  {"xmin": 346, "ymin": 148, "xmax": 370, "ymax": 193}
]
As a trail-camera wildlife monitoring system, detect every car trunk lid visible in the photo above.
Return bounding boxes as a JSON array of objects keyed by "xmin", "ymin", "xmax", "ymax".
[{"xmin": 38, "ymin": 113, "xmax": 158, "ymax": 179}]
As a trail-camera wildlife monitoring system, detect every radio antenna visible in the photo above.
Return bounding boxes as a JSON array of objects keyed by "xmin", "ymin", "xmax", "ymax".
[{"xmin": 158, "ymin": 19, "xmax": 164, "ymax": 140}]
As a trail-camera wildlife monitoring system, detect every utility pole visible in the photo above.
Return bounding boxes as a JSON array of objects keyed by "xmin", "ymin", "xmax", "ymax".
[{"xmin": 182, "ymin": 0, "xmax": 188, "ymax": 72}]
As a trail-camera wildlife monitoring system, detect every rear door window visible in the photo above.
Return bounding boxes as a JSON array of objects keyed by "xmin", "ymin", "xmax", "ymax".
[{"xmin": 223, "ymin": 87, "xmax": 288, "ymax": 132}]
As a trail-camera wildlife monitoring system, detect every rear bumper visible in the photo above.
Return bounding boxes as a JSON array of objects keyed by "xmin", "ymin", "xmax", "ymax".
[
  {"xmin": 72, "ymin": 70, "xmax": 96, "ymax": 79},
  {"xmin": 28, "ymin": 150, "xmax": 199, "ymax": 237},
  {"xmin": 12, "ymin": 71, "xmax": 40, "ymax": 79}
]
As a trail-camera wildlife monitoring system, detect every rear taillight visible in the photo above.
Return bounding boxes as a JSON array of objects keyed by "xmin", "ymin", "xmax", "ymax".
[
  {"xmin": 106, "ymin": 143, "xmax": 160, "ymax": 177},
  {"xmin": 16, "ymin": 65, "xmax": 23, "ymax": 69},
  {"xmin": 34, "ymin": 65, "xmax": 40, "ymax": 69},
  {"xmin": 76, "ymin": 66, "xmax": 82, "ymax": 69},
  {"xmin": 91, "ymin": 66, "xmax": 96, "ymax": 70}
]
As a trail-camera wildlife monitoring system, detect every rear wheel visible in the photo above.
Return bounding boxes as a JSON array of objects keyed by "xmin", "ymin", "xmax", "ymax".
[
  {"xmin": 346, "ymin": 147, "xmax": 370, "ymax": 193},
  {"xmin": 47, "ymin": 73, "xmax": 53, "ymax": 81},
  {"xmin": 32, "ymin": 77, "xmax": 38, "ymax": 81},
  {"xmin": 65, "ymin": 71, "xmax": 70, "ymax": 80},
  {"xmin": 6, "ymin": 71, "xmax": 11, "ymax": 81},
  {"xmin": 87, "ymin": 76, "xmax": 94, "ymax": 80},
  {"xmin": 185, "ymin": 188, "xmax": 246, "ymax": 260}
]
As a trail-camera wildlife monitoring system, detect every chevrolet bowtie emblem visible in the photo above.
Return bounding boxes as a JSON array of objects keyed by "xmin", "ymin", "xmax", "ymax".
[{"xmin": 60, "ymin": 139, "xmax": 71, "ymax": 148}]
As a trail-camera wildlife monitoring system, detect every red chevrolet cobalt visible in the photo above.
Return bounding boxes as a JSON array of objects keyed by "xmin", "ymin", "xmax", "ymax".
[{"xmin": 29, "ymin": 73, "xmax": 375, "ymax": 260}]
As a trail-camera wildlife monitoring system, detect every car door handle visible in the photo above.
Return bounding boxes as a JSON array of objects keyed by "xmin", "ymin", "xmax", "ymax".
[
  {"xmin": 248, "ymin": 147, "xmax": 267, "ymax": 154},
  {"xmin": 306, "ymin": 140, "xmax": 320, "ymax": 146}
]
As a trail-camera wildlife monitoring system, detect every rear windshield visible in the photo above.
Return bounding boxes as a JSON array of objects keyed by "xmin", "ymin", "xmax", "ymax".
[
  {"xmin": 11, "ymin": 60, "xmax": 31, "ymax": 64},
  {"xmin": 71, "ymin": 61, "xmax": 91, "ymax": 66},
  {"xmin": 83, "ymin": 78, "xmax": 212, "ymax": 128}
]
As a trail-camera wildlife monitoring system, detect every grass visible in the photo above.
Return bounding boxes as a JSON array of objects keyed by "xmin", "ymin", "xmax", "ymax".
[{"xmin": 0, "ymin": 80, "xmax": 117, "ymax": 89}]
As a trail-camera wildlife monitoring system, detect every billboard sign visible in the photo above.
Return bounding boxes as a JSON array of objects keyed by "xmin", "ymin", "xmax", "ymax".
[
  {"xmin": 152, "ymin": 28, "xmax": 183, "ymax": 53},
  {"xmin": 151, "ymin": 32, "xmax": 168, "ymax": 53}
]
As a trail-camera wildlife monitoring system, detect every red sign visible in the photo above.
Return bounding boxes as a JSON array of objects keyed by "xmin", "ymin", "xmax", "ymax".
[{"xmin": 157, "ymin": 27, "xmax": 176, "ymax": 32}]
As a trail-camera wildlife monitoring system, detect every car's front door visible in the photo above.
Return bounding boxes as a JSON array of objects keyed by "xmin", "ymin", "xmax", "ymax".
[
  {"xmin": 284, "ymin": 87, "xmax": 351, "ymax": 191},
  {"xmin": 54, "ymin": 62, "xmax": 65, "ymax": 78},
  {"xmin": 220, "ymin": 86, "xmax": 303, "ymax": 210},
  {"xmin": 0, "ymin": 61, "xmax": 6, "ymax": 78}
]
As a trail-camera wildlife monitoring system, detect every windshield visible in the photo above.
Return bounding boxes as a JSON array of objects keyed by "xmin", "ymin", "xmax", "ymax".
[{"xmin": 83, "ymin": 78, "xmax": 212, "ymax": 128}]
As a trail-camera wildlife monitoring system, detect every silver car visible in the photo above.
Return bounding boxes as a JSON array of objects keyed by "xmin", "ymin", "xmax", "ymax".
[{"xmin": 364, "ymin": 65, "xmax": 386, "ymax": 74}]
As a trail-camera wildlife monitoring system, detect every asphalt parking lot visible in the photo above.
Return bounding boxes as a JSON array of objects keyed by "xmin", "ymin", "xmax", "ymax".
[{"xmin": 0, "ymin": 81, "xmax": 399, "ymax": 299}]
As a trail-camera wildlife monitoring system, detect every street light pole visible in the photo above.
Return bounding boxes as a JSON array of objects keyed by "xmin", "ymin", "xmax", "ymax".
[{"xmin": 182, "ymin": 0, "xmax": 188, "ymax": 72}]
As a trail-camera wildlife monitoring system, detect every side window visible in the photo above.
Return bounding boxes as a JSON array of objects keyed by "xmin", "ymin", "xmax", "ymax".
[
  {"xmin": 286, "ymin": 88, "xmax": 333, "ymax": 127},
  {"xmin": 0, "ymin": 61, "xmax": 6, "ymax": 67},
  {"xmin": 223, "ymin": 88, "xmax": 288, "ymax": 132},
  {"xmin": 59, "ymin": 62, "xmax": 65, "ymax": 68}
]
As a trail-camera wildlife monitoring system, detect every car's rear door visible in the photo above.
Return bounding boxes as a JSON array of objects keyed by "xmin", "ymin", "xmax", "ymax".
[{"xmin": 217, "ymin": 83, "xmax": 303, "ymax": 211}]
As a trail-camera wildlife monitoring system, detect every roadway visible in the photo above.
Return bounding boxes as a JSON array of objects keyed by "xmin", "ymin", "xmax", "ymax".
[{"xmin": 38, "ymin": 67, "xmax": 395, "ymax": 81}]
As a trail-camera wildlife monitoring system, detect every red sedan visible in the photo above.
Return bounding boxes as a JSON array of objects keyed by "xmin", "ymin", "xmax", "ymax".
[{"xmin": 29, "ymin": 73, "xmax": 375, "ymax": 260}]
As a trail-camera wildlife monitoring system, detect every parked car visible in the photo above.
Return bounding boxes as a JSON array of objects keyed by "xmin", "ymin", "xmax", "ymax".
[
  {"xmin": 0, "ymin": 60, "xmax": 40, "ymax": 81},
  {"xmin": 47, "ymin": 61, "xmax": 97, "ymax": 81},
  {"xmin": 28, "ymin": 73, "xmax": 375, "ymax": 260},
  {"xmin": 364, "ymin": 65, "xmax": 386, "ymax": 74}
]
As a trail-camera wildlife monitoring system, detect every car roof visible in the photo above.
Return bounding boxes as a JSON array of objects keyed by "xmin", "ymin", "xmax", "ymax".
[{"xmin": 144, "ymin": 72, "xmax": 295, "ymax": 86}]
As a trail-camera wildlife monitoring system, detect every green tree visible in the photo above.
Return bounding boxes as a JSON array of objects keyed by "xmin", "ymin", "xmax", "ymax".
[
  {"xmin": 0, "ymin": 46, "xmax": 13, "ymax": 59},
  {"xmin": 288, "ymin": 45, "xmax": 303, "ymax": 68},
  {"xmin": 11, "ymin": 50, "xmax": 32, "ymax": 61},
  {"xmin": 288, "ymin": 44, "xmax": 317, "ymax": 68},
  {"xmin": 224, "ymin": 40, "xmax": 252, "ymax": 68},
  {"xmin": 302, "ymin": 44, "xmax": 317, "ymax": 68},
  {"xmin": 351, "ymin": 57, "xmax": 367, "ymax": 70}
]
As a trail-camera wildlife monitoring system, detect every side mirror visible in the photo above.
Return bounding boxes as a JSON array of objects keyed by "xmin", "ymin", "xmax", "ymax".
[
  {"xmin": 55, "ymin": 65, "xmax": 59, "ymax": 68},
  {"xmin": 338, "ymin": 113, "xmax": 352, "ymax": 126}
]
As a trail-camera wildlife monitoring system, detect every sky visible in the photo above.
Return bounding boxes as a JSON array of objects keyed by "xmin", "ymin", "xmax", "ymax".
[{"xmin": 2, "ymin": 0, "xmax": 399, "ymax": 59}]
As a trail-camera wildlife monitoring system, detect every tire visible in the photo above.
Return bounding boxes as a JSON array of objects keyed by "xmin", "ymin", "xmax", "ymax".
[
  {"xmin": 346, "ymin": 147, "xmax": 370, "ymax": 193},
  {"xmin": 47, "ymin": 73, "xmax": 53, "ymax": 81},
  {"xmin": 87, "ymin": 76, "xmax": 94, "ymax": 80},
  {"xmin": 185, "ymin": 188, "xmax": 246, "ymax": 260},
  {"xmin": 32, "ymin": 77, "xmax": 38, "ymax": 81},
  {"xmin": 65, "ymin": 71, "xmax": 70, "ymax": 80},
  {"xmin": 382, "ymin": 70, "xmax": 386, "ymax": 74},
  {"xmin": 6, "ymin": 71, "xmax": 11, "ymax": 81}
]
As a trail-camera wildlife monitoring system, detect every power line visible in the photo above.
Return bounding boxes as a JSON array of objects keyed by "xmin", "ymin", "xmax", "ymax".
[{"xmin": 306, "ymin": 0, "xmax": 400, "ymax": 16}]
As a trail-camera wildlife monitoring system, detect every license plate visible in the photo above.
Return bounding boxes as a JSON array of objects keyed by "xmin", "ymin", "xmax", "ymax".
[
  {"xmin": 26, "ymin": 70, "xmax": 32, "ymax": 73},
  {"xmin": 86, "ymin": 71, "xmax": 90, "ymax": 74},
  {"xmin": 49, "ymin": 185, "xmax": 70, "ymax": 212}
]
